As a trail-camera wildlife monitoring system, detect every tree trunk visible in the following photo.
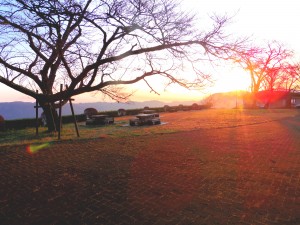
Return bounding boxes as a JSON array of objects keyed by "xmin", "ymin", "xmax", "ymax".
[
  {"xmin": 251, "ymin": 93, "xmax": 258, "ymax": 108},
  {"xmin": 251, "ymin": 85, "xmax": 260, "ymax": 109},
  {"xmin": 264, "ymin": 101, "xmax": 270, "ymax": 109},
  {"xmin": 40, "ymin": 102, "xmax": 60, "ymax": 132},
  {"xmin": 252, "ymin": 98, "xmax": 257, "ymax": 108}
]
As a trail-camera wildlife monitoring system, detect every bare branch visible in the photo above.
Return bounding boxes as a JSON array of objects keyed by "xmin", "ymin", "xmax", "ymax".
[{"xmin": 0, "ymin": 0, "xmax": 247, "ymax": 130}]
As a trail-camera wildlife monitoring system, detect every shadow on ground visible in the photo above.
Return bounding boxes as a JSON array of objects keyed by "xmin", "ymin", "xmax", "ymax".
[{"xmin": 1, "ymin": 114, "xmax": 300, "ymax": 225}]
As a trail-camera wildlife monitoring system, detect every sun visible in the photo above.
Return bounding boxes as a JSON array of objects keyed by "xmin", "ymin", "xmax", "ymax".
[{"xmin": 210, "ymin": 68, "xmax": 251, "ymax": 93}]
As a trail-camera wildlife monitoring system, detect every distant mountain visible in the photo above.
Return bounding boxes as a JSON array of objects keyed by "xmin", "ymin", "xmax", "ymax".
[
  {"xmin": 0, "ymin": 102, "xmax": 37, "ymax": 120},
  {"xmin": 0, "ymin": 92, "xmax": 248, "ymax": 120},
  {"xmin": 0, "ymin": 100, "xmax": 200, "ymax": 120},
  {"xmin": 203, "ymin": 91, "xmax": 248, "ymax": 109}
]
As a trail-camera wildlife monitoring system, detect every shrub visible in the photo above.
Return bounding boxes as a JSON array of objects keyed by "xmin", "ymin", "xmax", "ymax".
[
  {"xmin": 84, "ymin": 108, "xmax": 98, "ymax": 119},
  {"xmin": 62, "ymin": 114, "xmax": 86, "ymax": 123},
  {"xmin": 1, "ymin": 107, "xmax": 167, "ymax": 130},
  {"xmin": 117, "ymin": 109, "xmax": 126, "ymax": 116},
  {"xmin": 4, "ymin": 118, "xmax": 38, "ymax": 130},
  {"xmin": 0, "ymin": 115, "xmax": 5, "ymax": 131},
  {"xmin": 3, "ymin": 114, "xmax": 86, "ymax": 130}
]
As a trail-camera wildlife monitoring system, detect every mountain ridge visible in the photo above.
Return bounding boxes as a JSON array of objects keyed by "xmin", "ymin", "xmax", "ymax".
[
  {"xmin": 0, "ymin": 100, "xmax": 198, "ymax": 120},
  {"xmin": 0, "ymin": 91, "xmax": 248, "ymax": 120}
]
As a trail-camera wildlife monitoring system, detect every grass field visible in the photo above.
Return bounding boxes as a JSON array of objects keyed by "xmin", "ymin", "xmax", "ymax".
[{"xmin": 0, "ymin": 108, "xmax": 299, "ymax": 147}]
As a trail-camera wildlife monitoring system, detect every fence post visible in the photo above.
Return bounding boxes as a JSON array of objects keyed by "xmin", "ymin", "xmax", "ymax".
[
  {"xmin": 35, "ymin": 90, "xmax": 39, "ymax": 136},
  {"xmin": 65, "ymin": 85, "xmax": 80, "ymax": 137},
  {"xmin": 69, "ymin": 98, "xmax": 80, "ymax": 137},
  {"xmin": 58, "ymin": 84, "xmax": 63, "ymax": 140}
]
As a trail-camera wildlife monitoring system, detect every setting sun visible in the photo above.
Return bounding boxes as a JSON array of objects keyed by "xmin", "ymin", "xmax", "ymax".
[{"xmin": 210, "ymin": 67, "xmax": 251, "ymax": 94}]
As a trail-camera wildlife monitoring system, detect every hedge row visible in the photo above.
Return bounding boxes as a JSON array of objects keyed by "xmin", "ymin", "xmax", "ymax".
[
  {"xmin": 3, "ymin": 114, "xmax": 86, "ymax": 130},
  {"xmin": 1, "ymin": 105, "xmax": 210, "ymax": 131},
  {"xmin": 101, "ymin": 107, "xmax": 164, "ymax": 117},
  {"xmin": 0, "ymin": 108, "xmax": 154, "ymax": 130}
]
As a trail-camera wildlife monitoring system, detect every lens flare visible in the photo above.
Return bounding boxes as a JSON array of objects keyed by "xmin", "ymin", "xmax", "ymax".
[{"xmin": 26, "ymin": 143, "xmax": 50, "ymax": 154}]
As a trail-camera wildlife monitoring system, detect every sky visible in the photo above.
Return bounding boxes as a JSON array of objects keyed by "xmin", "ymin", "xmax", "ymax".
[{"xmin": 1, "ymin": 0, "xmax": 300, "ymax": 103}]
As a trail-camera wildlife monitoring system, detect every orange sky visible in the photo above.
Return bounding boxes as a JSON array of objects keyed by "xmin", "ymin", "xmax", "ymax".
[{"xmin": 0, "ymin": 0, "xmax": 299, "ymax": 103}]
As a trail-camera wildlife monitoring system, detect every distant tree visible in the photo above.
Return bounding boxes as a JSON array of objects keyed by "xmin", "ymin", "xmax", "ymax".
[
  {"xmin": 191, "ymin": 103, "xmax": 199, "ymax": 110},
  {"xmin": 201, "ymin": 94, "xmax": 215, "ymax": 108},
  {"xmin": 0, "ymin": 0, "xmax": 243, "ymax": 131},
  {"xmin": 84, "ymin": 108, "xmax": 98, "ymax": 119},
  {"xmin": 164, "ymin": 105, "xmax": 170, "ymax": 112},
  {"xmin": 178, "ymin": 104, "xmax": 184, "ymax": 111},
  {"xmin": 117, "ymin": 108, "xmax": 126, "ymax": 117},
  {"xmin": 233, "ymin": 41, "xmax": 295, "ymax": 107},
  {"xmin": 273, "ymin": 63, "xmax": 300, "ymax": 92}
]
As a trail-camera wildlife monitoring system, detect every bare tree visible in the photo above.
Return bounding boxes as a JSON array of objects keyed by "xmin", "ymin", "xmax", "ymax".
[
  {"xmin": 0, "ymin": 0, "xmax": 242, "ymax": 131},
  {"xmin": 276, "ymin": 63, "xmax": 300, "ymax": 92},
  {"xmin": 233, "ymin": 41, "xmax": 294, "ymax": 107},
  {"xmin": 262, "ymin": 44, "xmax": 294, "ymax": 91}
]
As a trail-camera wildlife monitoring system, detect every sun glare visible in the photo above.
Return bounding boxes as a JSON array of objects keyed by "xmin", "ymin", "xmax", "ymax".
[
  {"xmin": 127, "ymin": 67, "xmax": 252, "ymax": 102},
  {"xmin": 210, "ymin": 68, "xmax": 251, "ymax": 93}
]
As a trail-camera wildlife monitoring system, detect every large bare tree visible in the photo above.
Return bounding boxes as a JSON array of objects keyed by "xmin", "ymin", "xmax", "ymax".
[{"xmin": 0, "ymin": 0, "xmax": 242, "ymax": 131}]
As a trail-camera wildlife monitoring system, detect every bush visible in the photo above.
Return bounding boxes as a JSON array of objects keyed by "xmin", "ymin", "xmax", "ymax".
[
  {"xmin": 4, "ymin": 118, "xmax": 39, "ymax": 130},
  {"xmin": 62, "ymin": 114, "xmax": 86, "ymax": 123},
  {"xmin": 0, "ymin": 115, "xmax": 5, "ymax": 131},
  {"xmin": 1, "ymin": 107, "xmax": 167, "ymax": 130},
  {"xmin": 3, "ymin": 114, "xmax": 86, "ymax": 130},
  {"xmin": 84, "ymin": 108, "xmax": 98, "ymax": 118},
  {"xmin": 117, "ymin": 109, "xmax": 126, "ymax": 116}
]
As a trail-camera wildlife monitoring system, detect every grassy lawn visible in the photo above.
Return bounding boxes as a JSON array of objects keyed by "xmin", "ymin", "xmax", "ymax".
[{"xmin": 1, "ymin": 108, "xmax": 299, "ymax": 147}]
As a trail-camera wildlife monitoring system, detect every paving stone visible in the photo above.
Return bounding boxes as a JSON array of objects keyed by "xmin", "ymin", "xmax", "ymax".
[{"xmin": 1, "ymin": 116, "xmax": 300, "ymax": 224}]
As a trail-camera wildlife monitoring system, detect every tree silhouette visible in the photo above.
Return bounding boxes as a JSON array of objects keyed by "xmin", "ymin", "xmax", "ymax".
[
  {"xmin": 233, "ymin": 41, "xmax": 297, "ymax": 108},
  {"xmin": 0, "ymin": 0, "xmax": 242, "ymax": 131}
]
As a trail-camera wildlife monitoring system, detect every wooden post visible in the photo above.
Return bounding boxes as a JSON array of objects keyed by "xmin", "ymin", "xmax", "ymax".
[
  {"xmin": 35, "ymin": 90, "xmax": 39, "ymax": 136},
  {"xmin": 49, "ymin": 103, "xmax": 57, "ymax": 133},
  {"xmin": 58, "ymin": 84, "xmax": 63, "ymax": 140},
  {"xmin": 69, "ymin": 98, "xmax": 80, "ymax": 137},
  {"xmin": 65, "ymin": 85, "xmax": 80, "ymax": 137}
]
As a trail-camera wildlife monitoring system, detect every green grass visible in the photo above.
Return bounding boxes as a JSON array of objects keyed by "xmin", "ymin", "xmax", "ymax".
[{"xmin": 1, "ymin": 109, "xmax": 299, "ymax": 147}]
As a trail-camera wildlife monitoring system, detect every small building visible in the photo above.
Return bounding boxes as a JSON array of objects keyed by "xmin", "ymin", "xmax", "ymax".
[
  {"xmin": 243, "ymin": 90, "xmax": 300, "ymax": 108},
  {"xmin": 291, "ymin": 92, "xmax": 300, "ymax": 107}
]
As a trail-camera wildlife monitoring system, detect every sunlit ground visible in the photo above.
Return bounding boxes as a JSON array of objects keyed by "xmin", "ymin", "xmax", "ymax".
[{"xmin": 0, "ymin": 109, "xmax": 298, "ymax": 147}]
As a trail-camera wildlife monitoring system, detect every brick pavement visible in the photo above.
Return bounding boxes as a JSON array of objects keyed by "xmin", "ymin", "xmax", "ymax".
[{"xmin": 0, "ymin": 116, "xmax": 299, "ymax": 225}]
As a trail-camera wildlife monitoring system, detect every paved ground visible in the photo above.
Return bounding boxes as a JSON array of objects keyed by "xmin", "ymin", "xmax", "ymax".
[{"xmin": 0, "ymin": 115, "xmax": 300, "ymax": 225}]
